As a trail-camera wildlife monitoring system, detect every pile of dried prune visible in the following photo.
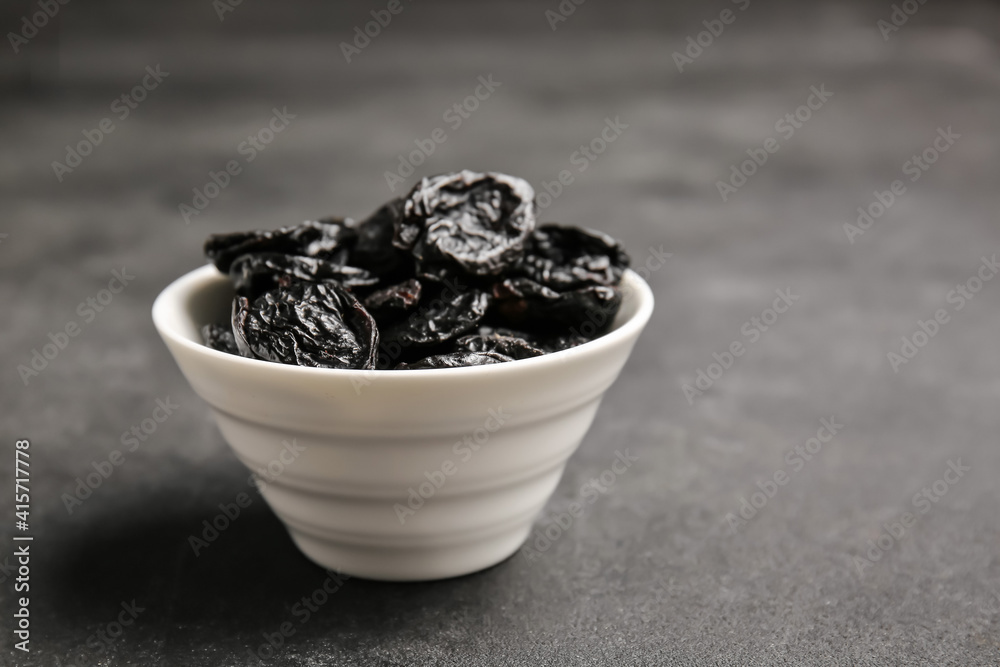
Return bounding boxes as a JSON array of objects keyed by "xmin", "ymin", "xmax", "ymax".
[{"xmin": 200, "ymin": 170, "xmax": 630, "ymax": 370}]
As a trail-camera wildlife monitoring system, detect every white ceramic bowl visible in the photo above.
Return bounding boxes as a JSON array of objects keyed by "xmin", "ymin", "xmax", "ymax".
[{"xmin": 153, "ymin": 264, "xmax": 653, "ymax": 581}]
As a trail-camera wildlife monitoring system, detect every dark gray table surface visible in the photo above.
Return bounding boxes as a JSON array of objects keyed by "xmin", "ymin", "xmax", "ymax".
[{"xmin": 2, "ymin": 1, "xmax": 1000, "ymax": 665}]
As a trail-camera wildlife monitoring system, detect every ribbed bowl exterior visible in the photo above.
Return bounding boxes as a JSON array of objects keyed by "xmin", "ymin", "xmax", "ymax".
[{"xmin": 153, "ymin": 265, "xmax": 653, "ymax": 580}]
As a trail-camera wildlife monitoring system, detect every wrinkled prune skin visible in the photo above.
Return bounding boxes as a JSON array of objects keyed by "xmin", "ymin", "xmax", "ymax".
[
  {"xmin": 232, "ymin": 281, "xmax": 378, "ymax": 369},
  {"xmin": 475, "ymin": 325, "xmax": 591, "ymax": 353},
  {"xmin": 206, "ymin": 219, "xmax": 356, "ymax": 273},
  {"xmin": 492, "ymin": 277, "xmax": 622, "ymax": 331},
  {"xmin": 229, "ymin": 253, "xmax": 377, "ymax": 300},
  {"xmin": 396, "ymin": 170, "xmax": 536, "ymax": 277},
  {"xmin": 381, "ymin": 287, "xmax": 490, "ymax": 349},
  {"xmin": 363, "ymin": 279, "xmax": 422, "ymax": 321},
  {"xmin": 518, "ymin": 224, "xmax": 630, "ymax": 290},
  {"xmin": 201, "ymin": 171, "xmax": 632, "ymax": 370},
  {"xmin": 201, "ymin": 323, "xmax": 241, "ymax": 355},
  {"xmin": 396, "ymin": 351, "xmax": 510, "ymax": 370},
  {"xmin": 455, "ymin": 333, "xmax": 544, "ymax": 360},
  {"xmin": 539, "ymin": 331, "xmax": 592, "ymax": 352}
]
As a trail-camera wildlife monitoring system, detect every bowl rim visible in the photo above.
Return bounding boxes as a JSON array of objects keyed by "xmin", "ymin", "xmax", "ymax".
[{"xmin": 152, "ymin": 263, "xmax": 655, "ymax": 378}]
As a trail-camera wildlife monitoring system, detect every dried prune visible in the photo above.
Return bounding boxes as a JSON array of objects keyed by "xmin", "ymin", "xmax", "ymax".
[
  {"xmin": 538, "ymin": 331, "xmax": 592, "ymax": 352},
  {"xmin": 206, "ymin": 219, "xmax": 356, "ymax": 273},
  {"xmin": 396, "ymin": 170, "xmax": 535, "ymax": 277},
  {"xmin": 363, "ymin": 279, "xmax": 422, "ymax": 321},
  {"xmin": 492, "ymin": 277, "xmax": 621, "ymax": 331},
  {"xmin": 381, "ymin": 286, "xmax": 490, "ymax": 348},
  {"xmin": 200, "ymin": 170, "xmax": 632, "ymax": 370},
  {"xmin": 232, "ymin": 281, "xmax": 378, "ymax": 369},
  {"xmin": 518, "ymin": 224, "xmax": 630, "ymax": 290},
  {"xmin": 455, "ymin": 333, "xmax": 544, "ymax": 360},
  {"xmin": 396, "ymin": 351, "xmax": 510, "ymax": 370},
  {"xmin": 350, "ymin": 199, "xmax": 410, "ymax": 277},
  {"xmin": 229, "ymin": 252, "xmax": 377, "ymax": 299},
  {"xmin": 201, "ymin": 323, "xmax": 241, "ymax": 355},
  {"xmin": 474, "ymin": 325, "xmax": 591, "ymax": 353}
]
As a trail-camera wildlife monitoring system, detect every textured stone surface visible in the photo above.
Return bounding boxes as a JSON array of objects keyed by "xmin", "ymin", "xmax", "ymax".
[{"xmin": 1, "ymin": 0, "xmax": 999, "ymax": 665}]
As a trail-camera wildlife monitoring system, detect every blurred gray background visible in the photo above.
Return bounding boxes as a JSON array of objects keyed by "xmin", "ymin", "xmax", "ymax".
[{"xmin": 2, "ymin": 0, "xmax": 999, "ymax": 665}]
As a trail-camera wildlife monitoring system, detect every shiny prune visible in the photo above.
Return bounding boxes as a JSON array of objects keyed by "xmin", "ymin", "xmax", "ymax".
[
  {"xmin": 455, "ymin": 333, "xmax": 544, "ymax": 360},
  {"xmin": 201, "ymin": 323, "xmax": 241, "ymax": 355},
  {"xmin": 229, "ymin": 253, "xmax": 376, "ymax": 300},
  {"xmin": 492, "ymin": 277, "xmax": 621, "ymax": 331},
  {"xmin": 363, "ymin": 279, "xmax": 422, "ymax": 321},
  {"xmin": 396, "ymin": 170, "xmax": 535, "ymax": 278},
  {"xmin": 381, "ymin": 286, "xmax": 490, "ymax": 348},
  {"xmin": 206, "ymin": 219, "xmax": 356, "ymax": 273},
  {"xmin": 396, "ymin": 351, "xmax": 511, "ymax": 370},
  {"xmin": 539, "ymin": 331, "xmax": 592, "ymax": 352},
  {"xmin": 474, "ymin": 325, "xmax": 591, "ymax": 353},
  {"xmin": 518, "ymin": 223, "xmax": 630, "ymax": 290},
  {"xmin": 232, "ymin": 281, "xmax": 378, "ymax": 369}
]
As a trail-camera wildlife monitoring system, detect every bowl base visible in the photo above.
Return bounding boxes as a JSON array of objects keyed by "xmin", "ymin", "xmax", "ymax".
[{"xmin": 288, "ymin": 523, "xmax": 532, "ymax": 582}]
